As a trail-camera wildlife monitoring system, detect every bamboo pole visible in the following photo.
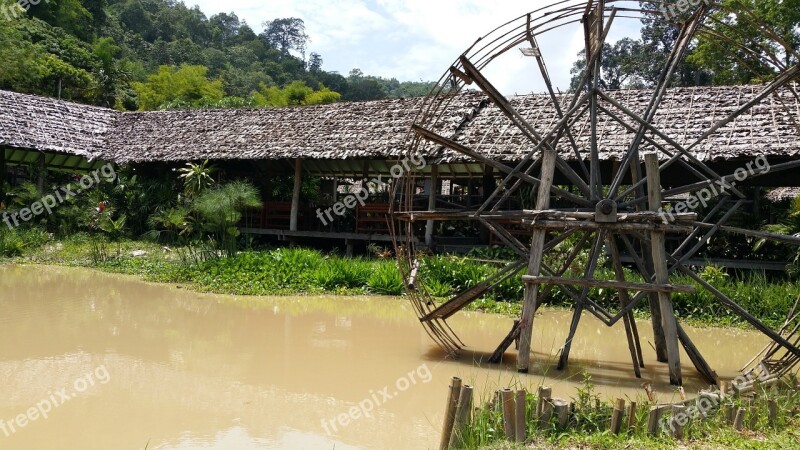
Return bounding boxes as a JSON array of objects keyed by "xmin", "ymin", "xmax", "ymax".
[
  {"xmin": 768, "ymin": 399, "xmax": 778, "ymax": 427},
  {"xmin": 439, "ymin": 377, "xmax": 462, "ymax": 450},
  {"xmin": 628, "ymin": 401, "xmax": 638, "ymax": 430},
  {"xmin": 647, "ymin": 406, "xmax": 665, "ymax": 435},
  {"xmin": 501, "ymin": 388, "xmax": 516, "ymax": 440},
  {"xmin": 610, "ymin": 398, "xmax": 625, "ymax": 434},
  {"xmin": 536, "ymin": 386, "xmax": 552, "ymax": 420},
  {"xmin": 515, "ymin": 390, "xmax": 527, "ymax": 442},
  {"xmin": 449, "ymin": 385, "xmax": 473, "ymax": 449},
  {"xmin": 670, "ymin": 405, "xmax": 686, "ymax": 439},
  {"xmin": 733, "ymin": 407, "xmax": 746, "ymax": 431},
  {"xmin": 554, "ymin": 399, "xmax": 569, "ymax": 429},
  {"xmin": 645, "ymin": 153, "xmax": 682, "ymax": 386}
]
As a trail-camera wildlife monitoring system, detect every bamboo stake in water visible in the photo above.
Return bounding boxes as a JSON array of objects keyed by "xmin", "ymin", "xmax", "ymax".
[
  {"xmin": 448, "ymin": 385, "xmax": 473, "ymax": 449},
  {"xmin": 439, "ymin": 377, "xmax": 462, "ymax": 450},
  {"xmin": 610, "ymin": 398, "xmax": 625, "ymax": 434},
  {"xmin": 501, "ymin": 388, "xmax": 516, "ymax": 440},
  {"xmin": 515, "ymin": 390, "xmax": 527, "ymax": 442},
  {"xmin": 734, "ymin": 407, "xmax": 746, "ymax": 431},
  {"xmin": 628, "ymin": 401, "xmax": 638, "ymax": 430}
]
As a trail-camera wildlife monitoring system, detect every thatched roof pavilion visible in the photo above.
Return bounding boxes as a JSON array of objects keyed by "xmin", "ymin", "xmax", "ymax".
[
  {"xmin": 1, "ymin": 86, "xmax": 799, "ymax": 249},
  {"xmin": 2, "ymin": 84, "xmax": 799, "ymax": 179}
]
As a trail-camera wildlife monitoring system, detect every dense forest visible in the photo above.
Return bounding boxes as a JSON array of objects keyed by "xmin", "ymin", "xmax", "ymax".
[{"xmin": 0, "ymin": 0, "xmax": 435, "ymax": 110}]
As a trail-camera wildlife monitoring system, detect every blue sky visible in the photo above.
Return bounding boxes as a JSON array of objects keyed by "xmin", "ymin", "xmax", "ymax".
[{"xmin": 189, "ymin": 0, "xmax": 642, "ymax": 94}]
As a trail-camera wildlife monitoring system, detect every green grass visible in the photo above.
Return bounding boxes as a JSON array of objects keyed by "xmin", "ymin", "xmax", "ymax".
[{"xmin": 4, "ymin": 235, "xmax": 799, "ymax": 329}]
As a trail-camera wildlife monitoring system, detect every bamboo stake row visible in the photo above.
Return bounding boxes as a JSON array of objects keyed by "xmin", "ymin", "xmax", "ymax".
[{"xmin": 440, "ymin": 376, "xmax": 800, "ymax": 448}]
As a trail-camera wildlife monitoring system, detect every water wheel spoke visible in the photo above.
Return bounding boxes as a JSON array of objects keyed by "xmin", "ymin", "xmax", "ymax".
[
  {"xmin": 669, "ymin": 199, "xmax": 744, "ymax": 270},
  {"xmin": 558, "ymin": 230, "xmax": 606, "ymax": 370},
  {"xmin": 693, "ymin": 222, "xmax": 800, "ymax": 246},
  {"xmin": 607, "ymin": 236, "xmax": 644, "ymax": 375},
  {"xmin": 412, "ymin": 124, "xmax": 591, "ymax": 207},
  {"xmin": 524, "ymin": 19, "xmax": 591, "ymax": 182},
  {"xmin": 607, "ymin": 4, "xmax": 710, "ymax": 198},
  {"xmin": 597, "ymin": 89, "xmax": 748, "ymax": 202},
  {"xmin": 672, "ymin": 258, "xmax": 800, "ymax": 360}
]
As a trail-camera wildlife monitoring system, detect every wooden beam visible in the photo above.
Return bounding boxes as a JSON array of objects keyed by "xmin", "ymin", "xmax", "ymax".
[
  {"xmin": 517, "ymin": 148, "xmax": 557, "ymax": 373},
  {"xmin": 645, "ymin": 153, "xmax": 682, "ymax": 386},
  {"xmin": 521, "ymin": 276, "xmax": 695, "ymax": 294},
  {"xmin": 290, "ymin": 158, "xmax": 302, "ymax": 232}
]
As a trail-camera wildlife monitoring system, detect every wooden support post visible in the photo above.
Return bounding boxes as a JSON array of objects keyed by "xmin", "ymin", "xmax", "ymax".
[
  {"xmin": 449, "ymin": 385, "xmax": 473, "ymax": 449},
  {"xmin": 501, "ymin": 388, "xmax": 516, "ymax": 440},
  {"xmin": 290, "ymin": 158, "xmax": 302, "ymax": 232},
  {"xmin": 0, "ymin": 146, "xmax": 6, "ymax": 205},
  {"xmin": 488, "ymin": 320, "xmax": 520, "ymax": 363},
  {"xmin": 439, "ymin": 377, "xmax": 462, "ymax": 450},
  {"xmin": 515, "ymin": 390, "xmax": 527, "ymax": 442},
  {"xmin": 37, "ymin": 152, "xmax": 46, "ymax": 195},
  {"xmin": 611, "ymin": 398, "xmax": 625, "ymax": 434},
  {"xmin": 630, "ymin": 156, "xmax": 668, "ymax": 362},
  {"xmin": 644, "ymin": 153, "xmax": 682, "ymax": 386},
  {"xmin": 517, "ymin": 149, "xmax": 557, "ymax": 373},
  {"xmin": 426, "ymin": 165, "xmax": 439, "ymax": 248},
  {"xmin": 480, "ymin": 164, "xmax": 494, "ymax": 244}
]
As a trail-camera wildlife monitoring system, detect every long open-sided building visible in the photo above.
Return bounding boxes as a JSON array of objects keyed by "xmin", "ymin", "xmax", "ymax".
[{"xmin": 1, "ymin": 85, "xmax": 799, "ymax": 255}]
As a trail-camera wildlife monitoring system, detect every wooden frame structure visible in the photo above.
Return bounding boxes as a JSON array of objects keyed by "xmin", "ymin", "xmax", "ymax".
[{"xmin": 393, "ymin": 0, "xmax": 800, "ymax": 385}]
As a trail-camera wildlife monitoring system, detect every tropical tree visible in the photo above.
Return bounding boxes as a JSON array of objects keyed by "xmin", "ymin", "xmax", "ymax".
[
  {"xmin": 193, "ymin": 181, "xmax": 262, "ymax": 257},
  {"xmin": 178, "ymin": 160, "xmax": 217, "ymax": 198},
  {"xmin": 261, "ymin": 18, "xmax": 309, "ymax": 59}
]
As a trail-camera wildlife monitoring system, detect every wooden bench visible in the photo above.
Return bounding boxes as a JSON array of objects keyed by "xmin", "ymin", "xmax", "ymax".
[{"xmin": 355, "ymin": 203, "xmax": 392, "ymax": 234}]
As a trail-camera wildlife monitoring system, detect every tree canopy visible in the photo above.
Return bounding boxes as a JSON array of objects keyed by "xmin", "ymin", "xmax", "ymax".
[
  {"xmin": 0, "ymin": 0, "xmax": 435, "ymax": 110},
  {"xmin": 569, "ymin": 0, "xmax": 799, "ymax": 90}
]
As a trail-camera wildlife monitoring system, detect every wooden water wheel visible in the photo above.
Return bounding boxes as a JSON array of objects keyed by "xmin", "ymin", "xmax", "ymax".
[{"xmin": 391, "ymin": 0, "xmax": 800, "ymax": 386}]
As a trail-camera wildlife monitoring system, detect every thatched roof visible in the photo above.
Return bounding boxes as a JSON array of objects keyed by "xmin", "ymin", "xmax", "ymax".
[
  {"xmin": 1, "ymin": 85, "xmax": 799, "ymax": 166},
  {"xmin": 767, "ymin": 187, "xmax": 800, "ymax": 202},
  {"xmin": 441, "ymin": 85, "xmax": 800, "ymax": 163},
  {"xmin": 0, "ymin": 90, "xmax": 115, "ymax": 161}
]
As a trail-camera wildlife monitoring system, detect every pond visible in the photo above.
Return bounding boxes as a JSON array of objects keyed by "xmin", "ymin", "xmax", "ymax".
[{"xmin": 0, "ymin": 265, "xmax": 769, "ymax": 449}]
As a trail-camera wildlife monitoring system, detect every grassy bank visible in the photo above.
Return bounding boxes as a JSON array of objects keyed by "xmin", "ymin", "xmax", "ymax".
[
  {"xmin": 3, "ymin": 233, "xmax": 799, "ymax": 329},
  {"xmin": 459, "ymin": 374, "xmax": 800, "ymax": 449}
]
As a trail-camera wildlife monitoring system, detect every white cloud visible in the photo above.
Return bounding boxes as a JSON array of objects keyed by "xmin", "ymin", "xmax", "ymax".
[{"xmin": 188, "ymin": 0, "xmax": 642, "ymax": 93}]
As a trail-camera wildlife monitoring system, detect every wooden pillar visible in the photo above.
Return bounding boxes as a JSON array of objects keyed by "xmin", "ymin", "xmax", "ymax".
[
  {"xmin": 0, "ymin": 147, "xmax": 6, "ymax": 206},
  {"xmin": 517, "ymin": 149, "xmax": 557, "ymax": 373},
  {"xmin": 480, "ymin": 164, "xmax": 494, "ymax": 244},
  {"xmin": 425, "ymin": 164, "xmax": 439, "ymax": 247},
  {"xmin": 37, "ymin": 152, "xmax": 46, "ymax": 195},
  {"xmin": 644, "ymin": 153, "xmax": 682, "ymax": 386},
  {"xmin": 631, "ymin": 155, "xmax": 668, "ymax": 362},
  {"xmin": 290, "ymin": 158, "xmax": 302, "ymax": 232}
]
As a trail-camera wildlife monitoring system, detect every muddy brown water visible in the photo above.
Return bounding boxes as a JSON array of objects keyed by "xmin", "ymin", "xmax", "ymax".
[{"xmin": 0, "ymin": 265, "xmax": 770, "ymax": 449}]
